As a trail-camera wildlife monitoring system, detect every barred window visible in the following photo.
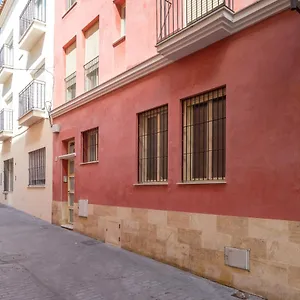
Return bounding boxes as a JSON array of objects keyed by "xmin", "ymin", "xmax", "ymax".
[
  {"xmin": 138, "ymin": 106, "xmax": 168, "ymax": 183},
  {"xmin": 3, "ymin": 158, "xmax": 13, "ymax": 192},
  {"xmin": 82, "ymin": 128, "xmax": 98, "ymax": 162},
  {"xmin": 182, "ymin": 87, "xmax": 226, "ymax": 182},
  {"xmin": 65, "ymin": 72, "xmax": 76, "ymax": 102},
  {"xmin": 29, "ymin": 148, "xmax": 46, "ymax": 186},
  {"xmin": 84, "ymin": 56, "xmax": 99, "ymax": 91}
]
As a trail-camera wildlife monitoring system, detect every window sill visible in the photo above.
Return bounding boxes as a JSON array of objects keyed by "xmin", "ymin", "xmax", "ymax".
[
  {"xmin": 27, "ymin": 185, "xmax": 46, "ymax": 188},
  {"xmin": 133, "ymin": 182, "xmax": 168, "ymax": 186},
  {"xmin": 62, "ymin": 2, "xmax": 77, "ymax": 19},
  {"xmin": 113, "ymin": 35, "xmax": 126, "ymax": 48},
  {"xmin": 177, "ymin": 180, "xmax": 226, "ymax": 185},
  {"xmin": 80, "ymin": 161, "xmax": 99, "ymax": 166}
]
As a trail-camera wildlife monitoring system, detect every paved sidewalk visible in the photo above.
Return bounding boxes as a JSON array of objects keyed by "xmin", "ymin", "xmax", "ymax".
[{"xmin": 0, "ymin": 204, "xmax": 261, "ymax": 300}]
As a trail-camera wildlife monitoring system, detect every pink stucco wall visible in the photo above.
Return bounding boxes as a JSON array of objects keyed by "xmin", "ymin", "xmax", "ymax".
[
  {"xmin": 53, "ymin": 11, "xmax": 300, "ymax": 222},
  {"xmin": 54, "ymin": 0, "xmax": 157, "ymax": 108},
  {"xmin": 54, "ymin": 0, "xmax": 258, "ymax": 108}
]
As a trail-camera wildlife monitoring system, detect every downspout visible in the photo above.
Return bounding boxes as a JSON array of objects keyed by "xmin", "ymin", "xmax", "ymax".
[{"xmin": 291, "ymin": 0, "xmax": 300, "ymax": 13}]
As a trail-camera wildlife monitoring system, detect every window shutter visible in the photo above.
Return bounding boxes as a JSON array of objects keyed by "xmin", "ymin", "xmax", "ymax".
[
  {"xmin": 85, "ymin": 23, "xmax": 99, "ymax": 64},
  {"xmin": 66, "ymin": 42, "xmax": 77, "ymax": 77}
]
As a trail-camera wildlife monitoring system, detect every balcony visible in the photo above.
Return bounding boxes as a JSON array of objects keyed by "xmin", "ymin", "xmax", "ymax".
[
  {"xmin": 84, "ymin": 56, "xmax": 99, "ymax": 92},
  {"xmin": 156, "ymin": 0, "xmax": 234, "ymax": 60},
  {"xmin": 0, "ymin": 45, "xmax": 14, "ymax": 84},
  {"xmin": 0, "ymin": 109, "xmax": 13, "ymax": 141},
  {"xmin": 19, "ymin": 0, "xmax": 46, "ymax": 51},
  {"xmin": 18, "ymin": 80, "xmax": 46, "ymax": 127},
  {"xmin": 65, "ymin": 72, "xmax": 76, "ymax": 102}
]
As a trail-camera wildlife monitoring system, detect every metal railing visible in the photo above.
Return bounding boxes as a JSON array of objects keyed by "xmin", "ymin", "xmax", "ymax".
[
  {"xmin": 0, "ymin": 109, "xmax": 13, "ymax": 132},
  {"xmin": 19, "ymin": 80, "xmax": 45, "ymax": 118},
  {"xmin": 65, "ymin": 72, "xmax": 76, "ymax": 102},
  {"xmin": 20, "ymin": 0, "xmax": 46, "ymax": 39},
  {"xmin": 157, "ymin": 0, "xmax": 233, "ymax": 42},
  {"xmin": 0, "ymin": 45, "xmax": 13, "ymax": 70},
  {"xmin": 84, "ymin": 56, "xmax": 99, "ymax": 91}
]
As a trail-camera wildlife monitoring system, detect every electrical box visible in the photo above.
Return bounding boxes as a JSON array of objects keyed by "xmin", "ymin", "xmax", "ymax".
[
  {"xmin": 224, "ymin": 247, "xmax": 250, "ymax": 271},
  {"xmin": 52, "ymin": 124, "xmax": 61, "ymax": 133},
  {"xmin": 63, "ymin": 176, "xmax": 68, "ymax": 183},
  {"xmin": 78, "ymin": 199, "xmax": 88, "ymax": 218}
]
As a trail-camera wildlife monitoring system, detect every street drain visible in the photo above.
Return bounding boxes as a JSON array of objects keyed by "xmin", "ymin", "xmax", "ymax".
[{"xmin": 81, "ymin": 240, "xmax": 101, "ymax": 246}]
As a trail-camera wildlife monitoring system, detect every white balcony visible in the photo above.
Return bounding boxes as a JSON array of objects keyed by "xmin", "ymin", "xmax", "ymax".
[
  {"xmin": 0, "ymin": 109, "xmax": 13, "ymax": 141},
  {"xmin": 18, "ymin": 80, "xmax": 46, "ymax": 127},
  {"xmin": 0, "ymin": 45, "xmax": 14, "ymax": 84},
  {"xmin": 19, "ymin": 0, "xmax": 46, "ymax": 51},
  {"xmin": 156, "ymin": 0, "xmax": 234, "ymax": 60}
]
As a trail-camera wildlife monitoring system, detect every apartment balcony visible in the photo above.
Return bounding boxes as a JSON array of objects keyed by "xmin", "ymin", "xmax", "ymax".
[
  {"xmin": 18, "ymin": 80, "xmax": 46, "ymax": 127},
  {"xmin": 0, "ymin": 109, "xmax": 13, "ymax": 141},
  {"xmin": 84, "ymin": 56, "xmax": 99, "ymax": 92},
  {"xmin": 19, "ymin": 0, "xmax": 46, "ymax": 51},
  {"xmin": 0, "ymin": 45, "xmax": 14, "ymax": 84},
  {"xmin": 156, "ymin": 0, "xmax": 234, "ymax": 60}
]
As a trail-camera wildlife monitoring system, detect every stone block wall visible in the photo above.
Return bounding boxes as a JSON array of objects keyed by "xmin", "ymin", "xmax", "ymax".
[{"xmin": 52, "ymin": 201, "xmax": 300, "ymax": 300}]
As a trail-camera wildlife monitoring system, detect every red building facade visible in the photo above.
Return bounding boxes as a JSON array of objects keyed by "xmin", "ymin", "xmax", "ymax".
[{"xmin": 52, "ymin": 1, "xmax": 300, "ymax": 299}]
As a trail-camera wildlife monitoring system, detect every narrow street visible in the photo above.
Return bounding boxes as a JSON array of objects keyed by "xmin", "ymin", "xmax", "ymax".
[{"xmin": 0, "ymin": 204, "xmax": 262, "ymax": 300}]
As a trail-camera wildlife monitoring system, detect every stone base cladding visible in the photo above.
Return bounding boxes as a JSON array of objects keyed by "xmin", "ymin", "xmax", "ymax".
[{"xmin": 52, "ymin": 201, "xmax": 300, "ymax": 300}]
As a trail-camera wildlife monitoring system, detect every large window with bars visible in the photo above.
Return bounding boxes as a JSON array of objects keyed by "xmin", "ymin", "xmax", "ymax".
[
  {"xmin": 29, "ymin": 148, "xmax": 46, "ymax": 186},
  {"xmin": 3, "ymin": 158, "xmax": 13, "ymax": 192},
  {"xmin": 138, "ymin": 106, "xmax": 168, "ymax": 183},
  {"xmin": 182, "ymin": 87, "xmax": 226, "ymax": 182},
  {"xmin": 82, "ymin": 128, "xmax": 98, "ymax": 163}
]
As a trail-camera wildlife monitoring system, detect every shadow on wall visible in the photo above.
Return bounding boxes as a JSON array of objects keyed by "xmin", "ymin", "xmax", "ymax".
[
  {"xmin": 2, "ymin": 76, "xmax": 12, "ymax": 98},
  {"xmin": 25, "ymin": 119, "xmax": 48, "ymax": 146},
  {"xmin": 1, "ymin": 139, "xmax": 11, "ymax": 154},
  {"xmin": 27, "ymin": 35, "xmax": 45, "ymax": 70}
]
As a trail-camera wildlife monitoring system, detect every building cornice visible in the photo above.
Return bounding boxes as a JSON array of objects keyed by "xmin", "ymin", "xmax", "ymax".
[
  {"xmin": 51, "ymin": 0, "xmax": 290, "ymax": 119},
  {"xmin": 0, "ymin": 0, "xmax": 13, "ymax": 27}
]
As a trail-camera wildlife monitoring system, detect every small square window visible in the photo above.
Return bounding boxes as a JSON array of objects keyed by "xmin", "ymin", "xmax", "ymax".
[
  {"xmin": 28, "ymin": 148, "xmax": 46, "ymax": 186},
  {"xmin": 82, "ymin": 128, "xmax": 99, "ymax": 163}
]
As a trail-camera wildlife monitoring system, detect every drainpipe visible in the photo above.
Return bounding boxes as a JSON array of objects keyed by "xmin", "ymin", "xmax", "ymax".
[{"xmin": 291, "ymin": 0, "xmax": 300, "ymax": 13}]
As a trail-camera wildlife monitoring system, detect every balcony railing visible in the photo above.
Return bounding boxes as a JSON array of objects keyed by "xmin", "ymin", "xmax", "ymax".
[
  {"xmin": 19, "ymin": 80, "xmax": 45, "ymax": 118},
  {"xmin": 84, "ymin": 56, "xmax": 99, "ymax": 91},
  {"xmin": 20, "ymin": 0, "xmax": 46, "ymax": 39},
  {"xmin": 65, "ymin": 72, "xmax": 76, "ymax": 102},
  {"xmin": 0, "ymin": 45, "xmax": 13, "ymax": 70},
  {"xmin": 157, "ymin": 0, "xmax": 233, "ymax": 42},
  {"xmin": 0, "ymin": 109, "xmax": 13, "ymax": 132}
]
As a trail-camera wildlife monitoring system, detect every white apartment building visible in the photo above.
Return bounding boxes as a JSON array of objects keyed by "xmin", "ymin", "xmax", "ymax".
[{"xmin": 0, "ymin": 0, "xmax": 54, "ymax": 222}]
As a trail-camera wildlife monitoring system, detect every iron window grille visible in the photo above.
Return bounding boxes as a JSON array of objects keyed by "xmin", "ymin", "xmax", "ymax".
[
  {"xmin": 157, "ymin": 0, "xmax": 233, "ymax": 42},
  {"xmin": 0, "ymin": 44, "xmax": 13, "ymax": 70},
  {"xmin": 67, "ymin": 0, "xmax": 77, "ymax": 10},
  {"xmin": 0, "ymin": 109, "xmax": 13, "ymax": 132},
  {"xmin": 3, "ymin": 158, "xmax": 13, "ymax": 192},
  {"xmin": 84, "ymin": 56, "xmax": 99, "ymax": 92},
  {"xmin": 19, "ymin": 80, "xmax": 45, "ymax": 118},
  {"xmin": 20, "ymin": 0, "xmax": 46, "ymax": 39},
  {"xmin": 82, "ymin": 128, "xmax": 98, "ymax": 162},
  {"xmin": 65, "ymin": 72, "xmax": 76, "ymax": 102},
  {"xmin": 182, "ymin": 86, "xmax": 226, "ymax": 182},
  {"xmin": 28, "ymin": 147, "xmax": 46, "ymax": 186},
  {"xmin": 138, "ymin": 105, "xmax": 168, "ymax": 183}
]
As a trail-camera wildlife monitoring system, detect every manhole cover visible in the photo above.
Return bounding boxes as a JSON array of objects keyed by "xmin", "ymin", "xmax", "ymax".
[{"xmin": 81, "ymin": 240, "xmax": 100, "ymax": 246}]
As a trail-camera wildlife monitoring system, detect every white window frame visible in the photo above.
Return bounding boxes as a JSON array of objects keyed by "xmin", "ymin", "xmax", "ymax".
[{"xmin": 120, "ymin": 4, "xmax": 126, "ymax": 37}]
